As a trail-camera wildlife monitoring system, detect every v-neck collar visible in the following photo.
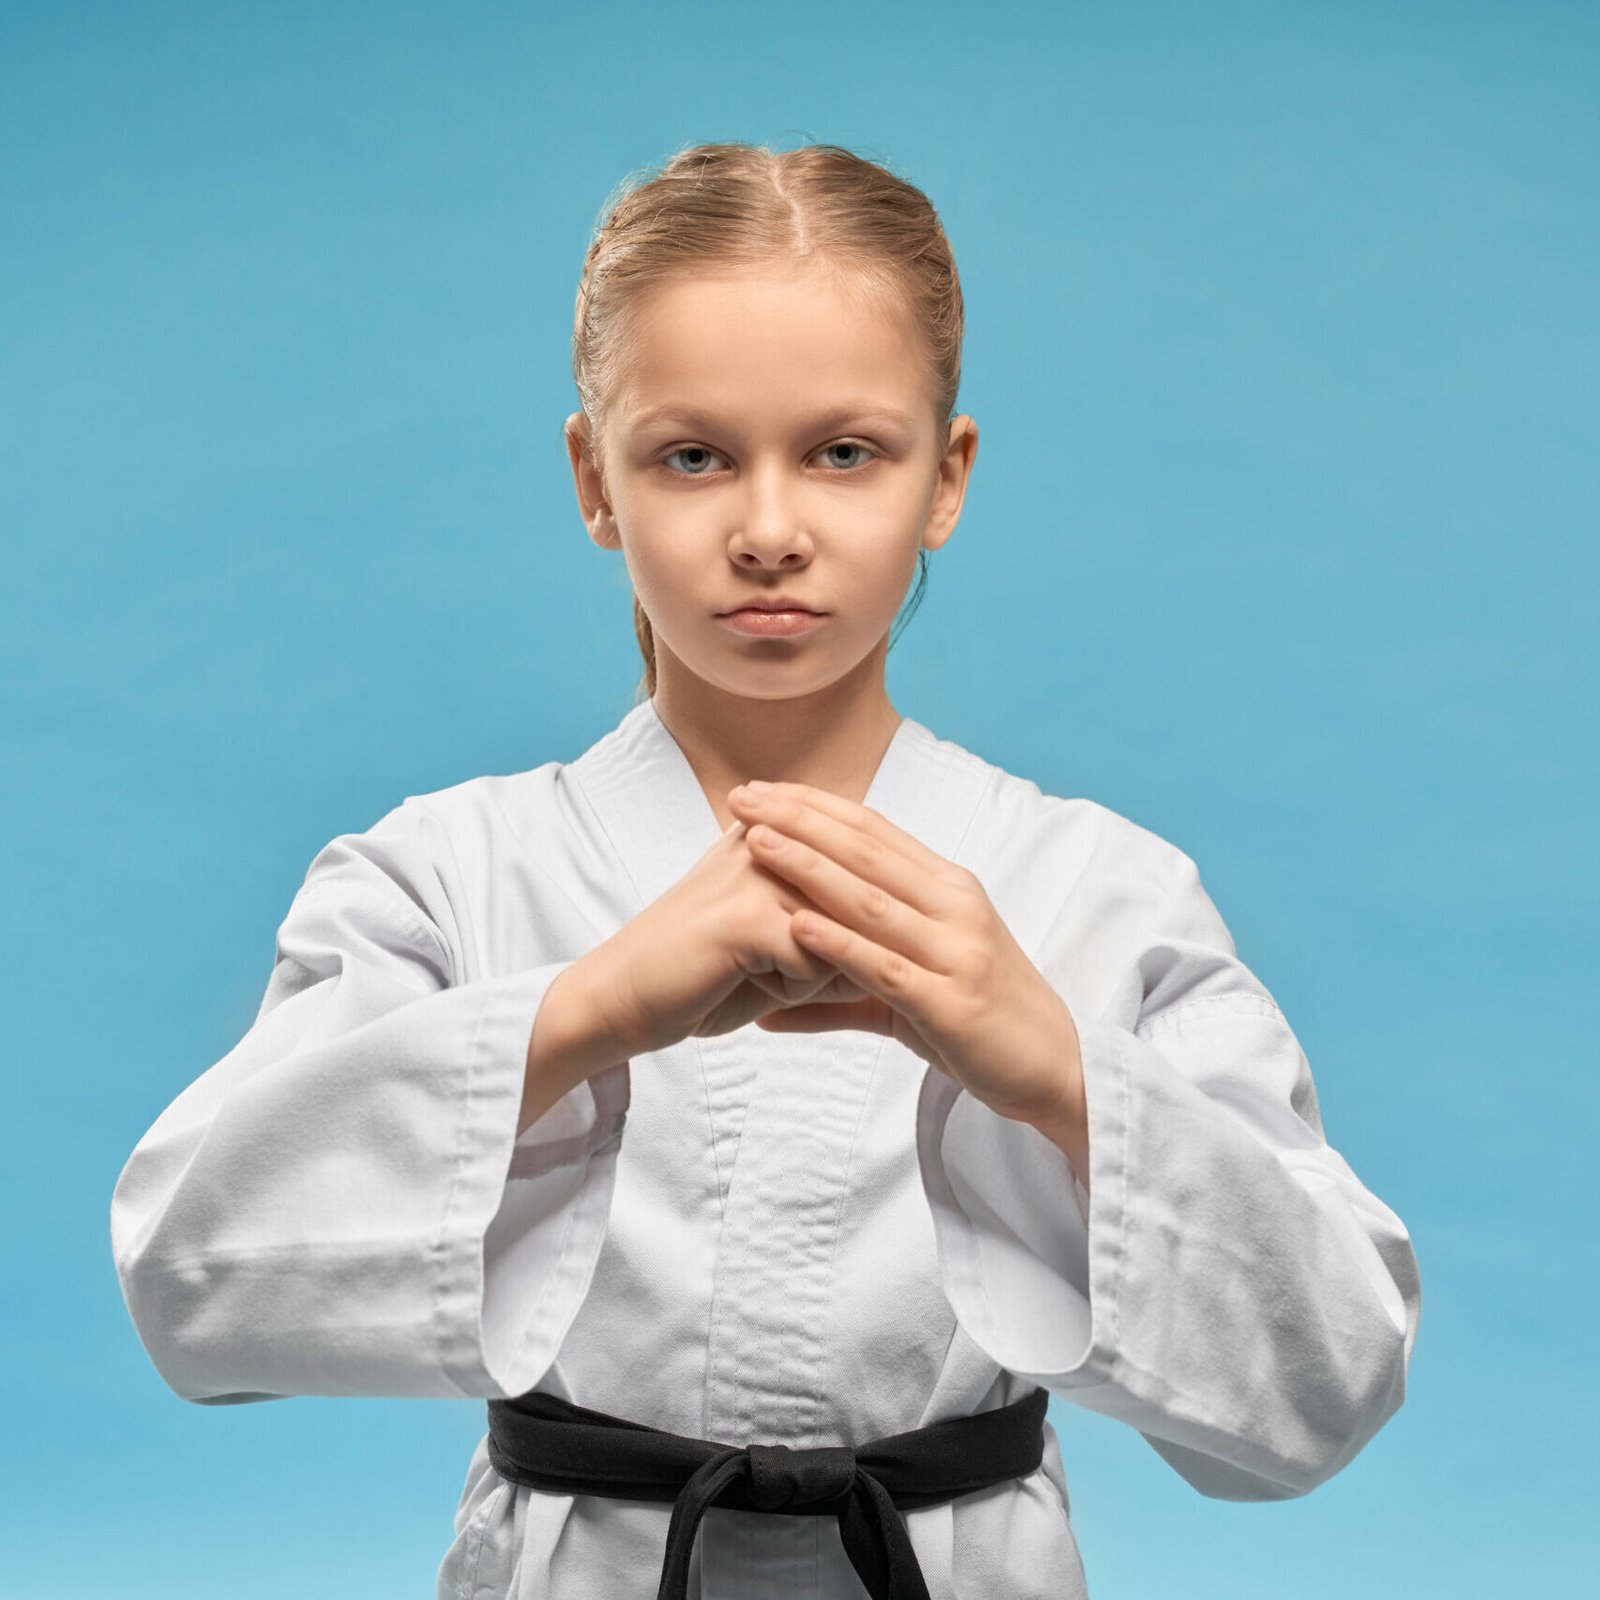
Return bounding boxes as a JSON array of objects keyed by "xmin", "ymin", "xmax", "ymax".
[{"xmin": 568, "ymin": 695, "xmax": 994, "ymax": 917}]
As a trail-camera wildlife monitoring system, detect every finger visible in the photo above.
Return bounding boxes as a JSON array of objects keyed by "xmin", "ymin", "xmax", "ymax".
[
  {"xmin": 786, "ymin": 908, "xmax": 934, "ymax": 1026},
  {"xmin": 732, "ymin": 784, "xmax": 966, "ymax": 915},
  {"xmin": 748, "ymin": 972, "xmax": 874, "ymax": 1018},
  {"xmin": 745, "ymin": 966, "xmax": 846, "ymax": 1007},
  {"xmin": 740, "ymin": 948, "xmax": 836, "ymax": 1006},
  {"xmin": 744, "ymin": 820, "xmax": 952, "ymax": 976},
  {"xmin": 736, "ymin": 904, "xmax": 849, "ymax": 1006}
]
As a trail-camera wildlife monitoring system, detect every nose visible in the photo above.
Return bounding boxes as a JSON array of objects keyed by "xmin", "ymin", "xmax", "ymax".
[{"xmin": 730, "ymin": 460, "xmax": 813, "ymax": 567}]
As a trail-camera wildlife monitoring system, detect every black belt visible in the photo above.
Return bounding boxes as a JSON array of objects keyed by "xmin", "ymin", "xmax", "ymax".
[{"xmin": 485, "ymin": 1385, "xmax": 1049, "ymax": 1600}]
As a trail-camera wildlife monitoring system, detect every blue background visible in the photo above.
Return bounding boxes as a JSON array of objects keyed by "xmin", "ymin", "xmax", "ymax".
[{"xmin": 4, "ymin": 1, "xmax": 1594, "ymax": 1594}]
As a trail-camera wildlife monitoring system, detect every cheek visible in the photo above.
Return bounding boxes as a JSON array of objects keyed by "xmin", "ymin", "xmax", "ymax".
[
  {"xmin": 856, "ymin": 514, "xmax": 929, "ymax": 585},
  {"xmin": 615, "ymin": 529, "xmax": 702, "ymax": 613}
]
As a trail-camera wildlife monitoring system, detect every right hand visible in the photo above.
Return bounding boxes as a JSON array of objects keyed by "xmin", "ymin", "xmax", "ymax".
[{"xmin": 584, "ymin": 817, "xmax": 871, "ymax": 1056}]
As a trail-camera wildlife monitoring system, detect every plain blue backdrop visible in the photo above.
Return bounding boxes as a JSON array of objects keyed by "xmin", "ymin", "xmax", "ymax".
[{"xmin": 4, "ymin": 1, "xmax": 1594, "ymax": 1594}]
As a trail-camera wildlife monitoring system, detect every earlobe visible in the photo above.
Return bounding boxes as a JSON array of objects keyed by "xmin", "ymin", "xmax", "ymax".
[{"xmin": 583, "ymin": 503, "xmax": 618, "ymax": 550}]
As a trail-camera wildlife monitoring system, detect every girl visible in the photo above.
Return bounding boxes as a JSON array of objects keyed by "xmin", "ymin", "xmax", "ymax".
[{"xmin": 110, "ymin": 141, "xmax": 1422, "ymax": 1600}]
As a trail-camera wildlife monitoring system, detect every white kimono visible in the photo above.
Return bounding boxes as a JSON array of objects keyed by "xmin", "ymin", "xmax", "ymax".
[{"xmin": 110, "ymin": 696, "xmax": 1421, "ymax": 1600}]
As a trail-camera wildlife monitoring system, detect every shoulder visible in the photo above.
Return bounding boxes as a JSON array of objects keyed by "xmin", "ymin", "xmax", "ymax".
[
  {"xmin": 299, "ymin": 762, "xmax": 553, "ymax": 871},
  {"xmin": 287, "ymin": 758, "xmax": 574, "ymax": 936},
  {"xmin": 401, "ymin": 762, "xmax": 568, "ymax": 848}
]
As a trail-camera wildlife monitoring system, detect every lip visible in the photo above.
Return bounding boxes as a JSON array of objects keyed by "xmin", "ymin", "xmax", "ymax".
[
  {"xmin": 717, "ymin": 609, "xmax": 827, "ymax": 638},
  {"xmin": 717, "ymin": 598, "xmax": 823, "ymax": 615}
]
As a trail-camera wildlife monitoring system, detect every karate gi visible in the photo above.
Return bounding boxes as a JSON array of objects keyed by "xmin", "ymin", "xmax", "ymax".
[{"xmin": 110, "ymin": 696, "xmax": 1422, "ymax": 1600}]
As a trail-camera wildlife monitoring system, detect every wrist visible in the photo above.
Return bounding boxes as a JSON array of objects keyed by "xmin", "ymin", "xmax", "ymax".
[
  {"xmin": 520, "ymin": 955, "xmax": 633, "ymax": 1134},
  {"xmin": 1030, "ymin": 1095, "xmax": 1090, "ymax": 1189},
  {"xmin": 1026, "ymin": 1021, "xmax": 1090, "ymax": 1182},
  {"xmin": 569, "ymin": 939, "xmax": 648, "ymax": 1062}
]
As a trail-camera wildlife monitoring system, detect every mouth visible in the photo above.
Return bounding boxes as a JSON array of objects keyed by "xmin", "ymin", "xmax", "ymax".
[
  {"xmin": 717, "ymin": 603, "xmax": 825, "ymax": 616},
  {"xmin": 717, "ymin": 607, "xmax": 827, "ymax": 636}
]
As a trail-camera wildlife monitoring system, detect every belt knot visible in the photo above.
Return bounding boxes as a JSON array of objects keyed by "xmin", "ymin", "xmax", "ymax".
[{"xmin": 743, "ymin": 1442, "xmax": 856, "ymax": 1511}]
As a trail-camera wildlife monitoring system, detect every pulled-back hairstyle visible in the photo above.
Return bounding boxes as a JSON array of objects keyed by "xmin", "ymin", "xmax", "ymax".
[{"xmin": 570, "ymin": 140, "xmax": 964, "ymax": 701}]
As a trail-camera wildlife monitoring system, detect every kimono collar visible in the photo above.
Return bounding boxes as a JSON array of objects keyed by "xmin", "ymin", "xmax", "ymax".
[{"xmin": 568, "ymin": 695, "xmax": 994, "ymax": 916}]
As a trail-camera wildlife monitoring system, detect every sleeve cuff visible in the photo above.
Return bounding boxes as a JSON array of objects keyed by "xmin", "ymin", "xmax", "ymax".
[
  {"xmin": 432, "ymin": 960, "xmax": 632, "ymax": 1399},
  {"xmin": 914, "ymin": 1013, "xmax": 1132, "ymax": 1390}
]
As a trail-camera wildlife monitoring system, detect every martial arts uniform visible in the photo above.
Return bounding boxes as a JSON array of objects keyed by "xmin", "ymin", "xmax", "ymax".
[{"xmin": 111, "ymin": 696, "xmax": 1421, "ymax": 1599}]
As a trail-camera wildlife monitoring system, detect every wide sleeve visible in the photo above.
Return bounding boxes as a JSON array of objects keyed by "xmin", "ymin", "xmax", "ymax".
[
  {"xmin": 109, "ymin": 797, "xmax": 631, "ymax": 1406},
  {"xmin": 915, "ymin": 842, "xmax": 1421, "ymax": 1500}
]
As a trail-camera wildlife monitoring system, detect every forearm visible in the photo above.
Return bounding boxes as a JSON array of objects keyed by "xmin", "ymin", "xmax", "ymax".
[{"xmin": 518, "ymin": 954, "xmax": 632, "ymax": 1135}]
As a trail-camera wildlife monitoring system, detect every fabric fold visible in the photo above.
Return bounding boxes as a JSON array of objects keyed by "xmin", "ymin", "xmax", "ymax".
[
  {"xmin": 916, "ymin": 889, "xmax": 1421, "ymax": 1502},
  {"xmin": 110, "ymin": 698, "xmax": 1420, "ymax": 1599},
  {"xmin": 110, "ymin": 810, "xmax": 631, "ymax": 1404}
]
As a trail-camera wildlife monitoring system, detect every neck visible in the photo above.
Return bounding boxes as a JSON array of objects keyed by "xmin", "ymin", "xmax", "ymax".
[{"xmin": 650, "ymin": 656, "xmax": 903, "ymax": 815}]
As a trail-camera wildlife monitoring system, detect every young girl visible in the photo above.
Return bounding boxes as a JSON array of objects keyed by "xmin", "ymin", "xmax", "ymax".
[{"xmin": 111, "ymin": 141, "xmax": 1421, "ymax": 1600}]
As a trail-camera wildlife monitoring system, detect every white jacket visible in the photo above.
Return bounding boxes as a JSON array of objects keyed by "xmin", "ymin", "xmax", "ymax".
[{"xmin": 110, "ymin": 695, "xmax": 1421, "ymax": 1599}]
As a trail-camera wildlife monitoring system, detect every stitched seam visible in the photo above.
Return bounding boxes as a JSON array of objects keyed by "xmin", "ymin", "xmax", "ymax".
[
  {"xmin": 1107, "ymin": 1029, "xmax": 1130, "ymax": 1378},
  {"xmin": 291, "ymin": 874, "xmax": 456, "ymax": 980},
  {"xmin": 512, "ymin": 1126, "xmax": 594, "ymax": 1386},
  {"xmin": 433, "ymin": 978, "xmax": 495, "ymax": 1396},
  {"xmin": 413, "ymin": 798, "xmax": 473, "ymax": 984},
  {"xmin": 811, "ymin": 1035, "xmax": 891, "ymax": 1443},
  {"xmin": 1137, "ymin": 993, "xmax": 1282, "ymax": 1041},
  {"xmin": 695, "ymin": 1035, "xmax": 727, "ymax": 1225},
  {"xmin": 728, "ymin": 1148, "xmax": 804, "ymax": 1443},
  {"xmin": 962, "ymin": 1101, "xmax": 1014, "ymax": 1386},
  {"xmin": 946, "ymin": 762, "xmax": 1000, "ymax": 867}
]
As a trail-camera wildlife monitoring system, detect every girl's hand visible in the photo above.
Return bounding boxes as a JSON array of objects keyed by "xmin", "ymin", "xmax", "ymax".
[
  {"xmin": 728, "ymin": 781, "xmax": 1087, "ymax": 1139},
  {"xmin": 581, "ymin": 813, "xmax": 866, "ymax": 1057}
]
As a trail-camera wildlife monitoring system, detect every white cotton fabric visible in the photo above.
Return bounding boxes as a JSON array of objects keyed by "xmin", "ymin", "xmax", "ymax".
[{"xmin": 110, "ymin": 696, "xmax": 1421, "ymax": 1599}]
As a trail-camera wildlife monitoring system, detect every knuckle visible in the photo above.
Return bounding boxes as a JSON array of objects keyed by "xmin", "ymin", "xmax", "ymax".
[
  {"xmin": 950, "ymin": 864, "xmax": 983, "ymax": 898},
  {"xmin": 878, "ymin": 947, "xmax": 913, "ymax": 996},
  {"xmin": 860, "ymin": 882, "xmax": 893, "ymax": 923},
  {"xmin": 961, "ymin": 936, "xmax": 999, "ymax": 988}
]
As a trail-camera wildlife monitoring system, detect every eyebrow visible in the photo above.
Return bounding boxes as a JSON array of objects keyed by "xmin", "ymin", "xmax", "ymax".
[{"xmin": 626, "ymin": 402, "xmax": 918, "ymax": 434}]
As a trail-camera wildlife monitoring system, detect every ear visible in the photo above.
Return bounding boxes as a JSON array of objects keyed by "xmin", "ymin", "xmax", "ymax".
[
  {"xmin": 922, "ymin": 415, "xmax": 978, "ymax": 554},
  {"xmin": 564, "ymin": 411, "xmax": 620, "ymax": 549}
]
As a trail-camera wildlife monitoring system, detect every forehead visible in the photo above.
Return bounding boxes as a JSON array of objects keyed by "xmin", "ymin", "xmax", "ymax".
[{"xmin": 612, "ymin": 266, "xmax": 932, "ymax": 429}]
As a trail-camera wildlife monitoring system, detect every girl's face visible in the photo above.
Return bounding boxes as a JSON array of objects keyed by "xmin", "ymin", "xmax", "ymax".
[{"xmin": 565, "ymin": 263, "xmax": 977, "ymax": 706}]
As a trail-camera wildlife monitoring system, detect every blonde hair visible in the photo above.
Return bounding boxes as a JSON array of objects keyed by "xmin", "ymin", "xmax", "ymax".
[{"xmin": 570, "ymin": 140, "xmax": 964, "ymax": 701}]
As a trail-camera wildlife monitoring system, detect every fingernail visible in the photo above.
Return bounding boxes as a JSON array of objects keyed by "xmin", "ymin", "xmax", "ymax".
[{"xmin": 742, "ymin": 780, "xmax": 773, "ymax": 796}]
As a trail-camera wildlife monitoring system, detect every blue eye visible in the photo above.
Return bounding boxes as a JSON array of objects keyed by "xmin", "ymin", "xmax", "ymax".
[
  {"xmin": 660, "ymin": 441, "xmax": 878, "ymax": 477},
  {"xmin": 820, "ymin": 442, "xmax": 873, "ymax": 471},
  {"xmin": 663, "ymin": 445, "xmax": 723, "ymax": 475}
]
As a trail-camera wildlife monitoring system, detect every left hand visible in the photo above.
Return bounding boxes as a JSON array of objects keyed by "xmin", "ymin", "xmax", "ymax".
[{"xmin": 727, "ymin": 780, "xmax": 1086, "ymax": 1137}]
